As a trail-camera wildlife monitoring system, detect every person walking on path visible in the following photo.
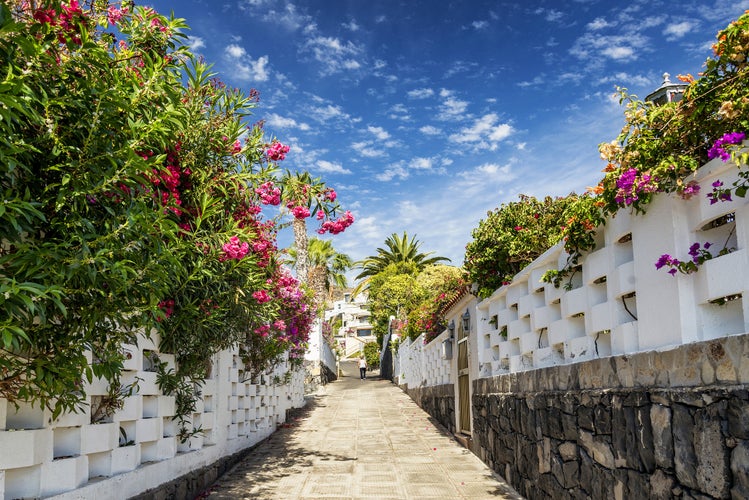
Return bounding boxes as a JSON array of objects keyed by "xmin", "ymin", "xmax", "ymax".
[{"xmin": 358, "ymin": 355, "xmax": 367, "ymax": 379}]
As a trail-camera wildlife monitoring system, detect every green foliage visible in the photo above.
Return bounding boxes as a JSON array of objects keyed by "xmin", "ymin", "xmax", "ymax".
[
  {"xmin": 353, "ymin": 232, "xmax": 449, "ymax": 296},
  {"xmin": 0, "ymin": 1, "xmax": 319, "ymax": 423},
  {"xmin": 464, "ymin": 194, "xmax": 580, "ymax": 298},
  {"xmin": 366, "ymin": 265, "xmax": 426, "ymax": 340},
  {"xmin": 407, "ymin": 265, "xmax": 465, "ymax": 342},
  {"xmin": 362, "ymin": 341, "xmax": 380, "ymax": 369}
]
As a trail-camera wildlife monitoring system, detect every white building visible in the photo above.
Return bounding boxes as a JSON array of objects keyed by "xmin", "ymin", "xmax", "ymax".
[{"xmin": 324, "ymin": 291, "xmax": 375, "ymax": 358}]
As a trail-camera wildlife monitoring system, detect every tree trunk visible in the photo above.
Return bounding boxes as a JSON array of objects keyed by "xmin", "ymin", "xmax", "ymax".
[
  {"xmin": 292, "ymin": 217, "xmax": 309, "ymax": 284},
  {"xmin": 308, "ymin": 265, "xmax": 328, "ymax": 312}
]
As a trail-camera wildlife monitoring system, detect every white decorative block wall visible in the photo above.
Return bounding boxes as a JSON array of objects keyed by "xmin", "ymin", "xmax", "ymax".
[
  {"xmin": 474, "ymin": 148, "xmax": 749, "ymax": 376},
  {"xmin": 0, "ymin": 336, "xmax": 306, "ymax": 499}
]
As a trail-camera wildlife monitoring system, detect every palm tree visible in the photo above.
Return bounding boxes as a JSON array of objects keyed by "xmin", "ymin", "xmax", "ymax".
[
  {"xmin": 288, "ymin": 237, "xmax": 352, "ymax": 309},
  {"xmin": 353, "ymin": 232, "xmax": 450, "ymax": 295}
]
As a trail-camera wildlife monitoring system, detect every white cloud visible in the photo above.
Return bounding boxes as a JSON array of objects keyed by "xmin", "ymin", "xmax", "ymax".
[
  {"xmin": 223, "ymin": 44, "xmax": 270, "ymax": 82},
  {"xmin": 448, "ymin": 113, "xmax": 513, "ymax": 149},
  {"xmin": 411, "ymin": 157, "xmax": 433, "ymax": 170},
  {"xmin": 343, "ymin": 19, "xmax": 360, "ymax": 31},
  {"xmin": 265, "ymin": 113, "xmax": 311, "ymax": 131},
  {"xmin": 488, "ymin": 123, "xmax": 513, "ymax": 142},
  {"xmin": 305, "ymin": 35, "xmax": 363, "ymax": 75},
  {"xmin": 517, "ymin": 75, "xmax": 546, "ymax": 88},
  {"xmin": 261, "ymin": 3, "xmax": 312, "ymax": 31},
  {"xmin": 389, "ymin": 103, "xmax": 411, "ymax": 121},
  {"xmin": 407, "ymin": 88, "xmax": 434, "ymax": 99},
  {"xmin": 597, "ymin": 72, "xmax": 652, "ymax": 88},
  {"xmin": 437, "ymin": 90, "xmax": 469, "ymax": 121},
  {"xmin": 419, "ymin": 125, "xmax": 441, "ymax": 136},
  {"xmin": 376, "ymin": 163, "xmax": 409, "ymax": 182},
  {"xmin": 187, "ymin": 36, "xmax": 205, "ymax": 52},
  {"xmin": 317, "ymin": 160, "xmax": 352, "ymax": 174},
  {"xmin": 311, "ymin": 104, "xmax": 349, "ymax": 122},
  {"xmin": 601, "ymin": 46, "xmax": 635, "ymax": 61},
  {"xmin": 570, "ymin": 33, "xmax": 648, "ymax": 62},
  {"xmin": 352, "ymin": 141, "xmax": 386, "ymax": 158},
  {"xmin": 368, "ymin": 126, "xmax": 391, "ymax": 141},
  {"xmin": 545, "ymin": 9, "xmax": 563, "ymax": 22},
  {"xmin": 663, "ymin": 21, "xmax": 695, "ymax": 40},
  {"xmin": 587, "ymin": 17, "xmax": 610, "ymax": 30},
  {"xmin": 225, "ymin": 44, "xmax": 246, "ymax": 59},
  {"xmin": 472, "ymin": 20, "xmax": 489, "ymax": 30}
]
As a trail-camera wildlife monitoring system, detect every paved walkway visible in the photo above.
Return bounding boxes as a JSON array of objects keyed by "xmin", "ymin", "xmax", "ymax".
[{"xmin": 202, "ymin": 361, "xmax": 523, "ymax": 500}]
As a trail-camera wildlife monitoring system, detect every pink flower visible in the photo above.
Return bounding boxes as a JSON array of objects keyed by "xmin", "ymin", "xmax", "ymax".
[
  {"xmin": 316, "ymin": 209, "xmax": 325, "ymax": 220},
  {"xmin": 252, "ymin": 290, "xmax": 271, "ymax": 303},
  {"xmin": 107, "ymin": 5, "xmax": 128, "ymax": 25},
  {"xmin": 230, "ymin": 140, "xmax": 242, "ymax": 155},
  {"xmin": 255, "ymin": 181, "xmax": 281, "ymax": 205},
  {"xmin": 220, "ymin": 236, "xmax": 249, "ymax": 261},
  {"xmin": 324, "ymin": 188, "xmax": 337, "ymax": 202},
  {"xmin": 266, "ymin": 142, "xmax": 290, "ymax": 161},
  {"xmin": 291, "ymin": 206, "xmax": 311, "ymax": 219},
  {"xmin": 318, "ymin": 210, "xmax": 354, "ymax": 235}
]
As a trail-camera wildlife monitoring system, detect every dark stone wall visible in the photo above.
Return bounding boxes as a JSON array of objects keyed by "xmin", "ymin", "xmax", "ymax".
[
  {"xmin": 471, "ymin": 335, "xmax": 749, "ymax": 500},
  {"xmin": 473, "ymin": 386, "xmax": 749, "ymax": 499},
  {"xmin": 404, "ymin": 383, "xmax": 456, "ymax": 434}
]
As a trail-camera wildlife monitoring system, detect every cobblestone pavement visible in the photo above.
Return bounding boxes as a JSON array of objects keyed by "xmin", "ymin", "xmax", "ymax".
[{"xmin": 201, "ymin": 361, "xmax": 523, "ymax": 500}]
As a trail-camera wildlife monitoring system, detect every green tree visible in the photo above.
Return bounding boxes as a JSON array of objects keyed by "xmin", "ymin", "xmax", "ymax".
[
  {"xmin": 288, "ymin": 237, "xmax": 352, "ymax": 310},
  {"xmin": 363, "ymin": 341, "xmax": 380, "ymax": 369},
  {"xmin": 353, "ymin": 232, "xmax": 449, "ymax": 296},
  {"xmin": 366, "ymin": 263, "xmax": 426, "ymax": 341}
]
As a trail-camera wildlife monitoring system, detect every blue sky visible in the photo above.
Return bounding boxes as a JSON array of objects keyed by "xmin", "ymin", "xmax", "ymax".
[{"xmin": 147, "ymin": 0, "xmax": 748, "ymax": 274}]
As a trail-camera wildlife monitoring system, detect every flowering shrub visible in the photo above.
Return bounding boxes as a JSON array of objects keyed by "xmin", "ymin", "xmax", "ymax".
[
  {"xmin": 0, "ymin": 1, "xmax": 342, "ymax": 422},
  {"xmin": 464, "ymin": 195, "xmax": 584, "ymax": 297},
  {"xmin": 539, "ymin": 11, "xmax": 749, "ymax": 287},
  {"xmin": 655, "ymin": 242, "xmax": 713, "ymax": 275},
  {"xmin": 406, "ymin": 265, "xmax": 465, "ymax": 342}
]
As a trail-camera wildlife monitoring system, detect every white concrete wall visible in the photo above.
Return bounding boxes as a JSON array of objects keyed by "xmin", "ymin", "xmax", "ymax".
[
  {"xmin": 0, "ymin": 331, "xmax": 305, "ymax": 499},
  {"xmin": 397, "ymin": 150, "xmax": 749, "ymax": 386},
  {"xmin": 320, "ymin": 336, "xmax": 338, "ymax": 376}
]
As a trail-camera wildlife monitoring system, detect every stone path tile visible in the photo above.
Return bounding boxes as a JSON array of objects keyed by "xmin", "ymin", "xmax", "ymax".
[{"xmin": 202, "ymin": 361, "xmax": 523, "ymax": 499}]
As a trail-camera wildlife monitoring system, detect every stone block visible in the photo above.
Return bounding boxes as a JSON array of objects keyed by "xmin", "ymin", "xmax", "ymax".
[
  {"xmin": 730, "ymin": 440, "xmax": 749, "ymax": 500},
  {"xmin": 694, "ymin": 408, "xmax": 730, "ymax": 498},
  {"xmin": 650, "ymin": 404, "xmax": 674, "ymax": 470},
  {"xmin": 578, "ymin": 430, "xmax": 614, "ymax": 469},
  {"xmin": 728, "ymin": 396, "xmax": 749, "ymax": 439},
  {"xmin": 649, "ymin": 469, "xmax": 675, "ymax": 499},
  {"xmin": 559, "ymin": 441, "xmax": 578, "ymax": 462},
  {"xmin": 80, "ymin": 422, "xmax": 118, "ymax": 455},
  {"xmin": 673, "ymin": 404, "xmax": 698, "ymax": 490}
]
